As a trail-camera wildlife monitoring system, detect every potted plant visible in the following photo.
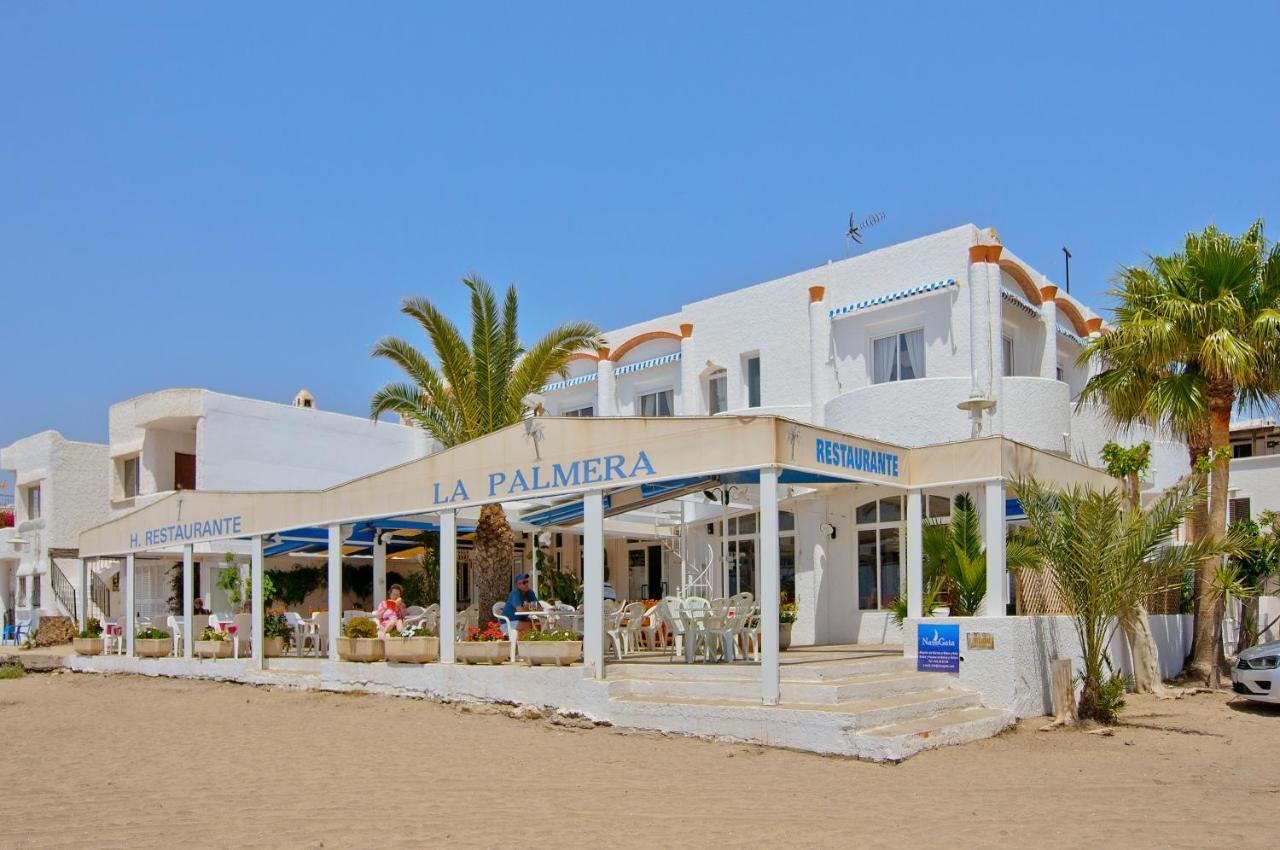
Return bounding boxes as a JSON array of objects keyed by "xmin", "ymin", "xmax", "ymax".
[
  {"xmin": 195, "ymin": 626, "xmax": 232, "ymax": 659},
  {"xmin": 454, "ymin": 621, "xmax": 508, "ymax": 665},
  {"xmin": 72, "ymin": 618, "xmax": 104, "ymax": 656},
  {"xmin": 336, "ymin": 616, "xmax": 384, "ymax": 662},
  {"xmin": 383, "ymin": 624, "xmax": 439, "ymax": 664},
  {"xmin": 779, "ymin": 602, "xmax": 797, "ymax": 651},
  {"xmin": 263, "ymin": 611, "xmax": 292, "ymax": 658},
  {"xmin": 516, "ymin": 629, "xmax": 582, "ymax": 667},
  {"xmin": 135, "ymin": 627, "xmax": 172, "ymax": 658}
]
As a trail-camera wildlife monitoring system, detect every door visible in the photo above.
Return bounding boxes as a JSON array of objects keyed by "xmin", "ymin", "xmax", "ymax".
[
  {"xmin": 174, "ymin": 453, "xmax": 197, "ymax": 490},
  {"xmin": 646, "ymin": 545, "xmax": 664, "ymax": 599}
]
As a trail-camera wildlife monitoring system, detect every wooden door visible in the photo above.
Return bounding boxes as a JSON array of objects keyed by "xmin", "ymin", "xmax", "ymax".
[{"xmin": 174, "ymin": 453, "xmax": 197, "ymax": 490}]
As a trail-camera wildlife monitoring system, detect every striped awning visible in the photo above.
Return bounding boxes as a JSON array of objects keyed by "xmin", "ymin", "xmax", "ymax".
[
  {"xmin": 541, "ymin": 372, "xmax": 599, "ymax": 393},
  {"xmin": 1057, "ymin": 326, "xmax": 1086, "ymax": 347},
  {"xmin": 614, "ymin": 351, "xmax": 681, "ymax": 376},
  {"xmin": 1001, "ymin": 287, "xmax": 1041, "ymax": 317},
  {"xmin": 828, "ymin": 278, "xmax": 956, "ymax": 319}
]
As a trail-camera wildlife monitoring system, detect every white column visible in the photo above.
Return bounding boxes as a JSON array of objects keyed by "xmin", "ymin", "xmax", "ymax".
[
  {"xmin": 906, "ymin": 489, "xmax": 924, "ymax": 620},
  {"xmin": 373, "ymin": 535, "xmax": 387, "ymax": 607},
  {"xmin": 582, "ymin": 490, "xmax": 605, "ymax": 678},
  {"xmin": 596, "ymin": 354, "xmax": 617, "ymax": 416},
  {"xmin": 251, "ymin": 535, "xmax": 265, "ymax": 669},
  {"xmin": 1039, "ymin": 285, "xmax": 1059, "ymax": 379},
  {"xmin": 678, "ymin": 325, "xmax": 697, "ymax": 415},
  {"xmin": 125, "ymin": 553, "xmax": 136, "ymax": 657},
  {"xmin": 983, "ymin": 481, "xmax": 1007, "ymax": 617},
  {"xmin": 327, "ymin": 524, "xmax": 342, "ymax": 660},
  {"xmin": 759, "ymin": 467, "xmax": 781, "ymax": 705},
  {"xmin": 182, "ymin": 544, "xmax": 194, "ymax": 659},
  {"xmin": 77, "ymin": 559, "xmax": 89, "ymax": 631},
  {"xmin": 527, "ymin": 532, "xmax": 538, "ymax": 594},
  {"xmin": 439, "ymin": 510, "xmax": 457, "ymax": 663},
  {"xmin": 807, "ymin": 287, "xmax": 828, "ymax": 425}
]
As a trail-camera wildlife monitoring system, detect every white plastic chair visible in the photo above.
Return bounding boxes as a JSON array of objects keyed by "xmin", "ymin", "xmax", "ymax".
[
  {"xmin": 615, "ymin": 601, "xmax": 646, "ymax": 655},
  {"xmin": 100, "ymin": 617, "xmax": 122, "ymax": 655},
  {"xmin": 232, "ymin": 613, "xmax": 253, "ymax": 658},
  {"xmin": 311, "ymin": 613, "xmax": 330, "ymax": 656},
  {"xmin": 167, "ymin": 615, "xmax": 185, "ymax": 656},
  {"xmin": 491, "ymin": 601, "xmax": 519, "ymax": 662}
]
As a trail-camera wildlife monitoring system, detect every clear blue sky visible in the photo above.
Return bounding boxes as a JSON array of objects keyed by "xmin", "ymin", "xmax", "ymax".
[{"xmin": 2, "ymin": 1, "xmax": 1278, "ymax": 467}]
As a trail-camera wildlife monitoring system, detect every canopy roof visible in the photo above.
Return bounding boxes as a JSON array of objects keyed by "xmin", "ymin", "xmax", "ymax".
[{"xmin": 79, "ymin": 415, "xmax": 1116, "ymax": 558}]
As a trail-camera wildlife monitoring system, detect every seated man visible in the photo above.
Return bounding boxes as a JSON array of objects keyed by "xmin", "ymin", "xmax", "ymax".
[{"xmin": 502, "ymin": 573, "xmax": 540, "ymax": 637}]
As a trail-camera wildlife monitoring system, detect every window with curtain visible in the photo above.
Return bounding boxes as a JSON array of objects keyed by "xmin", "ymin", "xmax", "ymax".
[
  {"xmin": 744, "ymin": 356, "xmax": 761, "ymax": 408},
  {"xmin": 122, "ymin": 456, "xmax": 141, "ymax": 498},
  {"xmin": 707, "ymin": 370, "xmax": 727, "ymax": 415},
  {"xmin": 1002, "ymin": 336, "xmax": 1015, "ymax": 377},
  {"xmin": 638, "ymin": 389, "xmax": 674, "ymax": 416},
  {"xmin": 24, "ymin": 484, "xmax": 41, "ymax": 520},
  {"xmin": 872, "ymin": 330, "xmax": 924, "ymax": 384}
]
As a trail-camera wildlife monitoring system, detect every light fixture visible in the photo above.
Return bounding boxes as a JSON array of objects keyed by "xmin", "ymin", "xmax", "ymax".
[
  {"xmin": 957, "ymin": 395, "xmax": 996, "ymax": 412},
  {"xmin": 820, "ymin": 521, "xmax": 837, "ymax": 540}
]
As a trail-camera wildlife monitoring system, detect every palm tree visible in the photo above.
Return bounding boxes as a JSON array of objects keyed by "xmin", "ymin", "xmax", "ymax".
[
  {"xmin": 370, "ymin": 275, "xmax": 604, "ymax": 625},
  {"xmin": 1012, "ymin": 476, "xmax": 1225, "ymax": 721},
  {"xmin": 1079, "ymin": 221, "xmax": 1280, "ymax": 681}
]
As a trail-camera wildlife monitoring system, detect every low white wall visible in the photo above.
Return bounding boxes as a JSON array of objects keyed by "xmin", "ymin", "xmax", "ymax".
[{"xmin": 905, "ymin": 613, "xmax": 1192, "ymax": 718}]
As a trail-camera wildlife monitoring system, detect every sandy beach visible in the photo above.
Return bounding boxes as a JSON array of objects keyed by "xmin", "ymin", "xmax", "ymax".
[{"xmin": 0, "ymin": 671, "xmax": 1275, "ymax": 849}]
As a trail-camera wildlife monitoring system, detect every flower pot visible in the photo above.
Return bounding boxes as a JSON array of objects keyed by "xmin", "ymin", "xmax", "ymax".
[
  {"xmin": 72, "ymin": 637, "xmax": 103, "ymax": 656},
  {"xmin": 930, "ymin": 607, "xmax": 951, "ymax": 618},
  {"xmin": 517, "ymin": 640, "xmax": 582, "ymax": 667},
  {"xmin": 454, "ymin": 641, "xmax": 508, "ymax": 665},
  {"xmin": 263, "ymin": 636, "xmax": 287, "ymax": 658},
  {"xmin": 336, "ymin": 637, "xmax": 384, "ymax": 663},
  {"xmin": 135, "ymin": 638, "xmax": 172, "ymax": 658},
  {"xmin": 385, "ymin": 636, "xmax": 439, "ymax": 664},
  {"xmin": 779, "ymin": 622, "xmax": 793, "ymax": 651},
  {"xmin": 195, "ymin": 639, "xmax": 232, "ymax": 659}
]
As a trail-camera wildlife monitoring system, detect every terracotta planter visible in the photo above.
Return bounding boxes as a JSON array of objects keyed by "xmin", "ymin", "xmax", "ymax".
[
  {"xmin": 385, "ymin": 636, "xmax": 439, "ymax": 664},
  {"xmin": 779, "ymin": 622, "xmax": 793, "ymax": 651},
  {"xmin": 336, "ymin": 637, "xmax": 384, "ymax": 662},
  {"xmin": 135, "ymin": 638, "xmax": 172, "ymax": 658},
  {"xmin": 454, "ymin": 641, "xmax": 508, "ymax": 665},
  {"xmin": 263, "ymin": 636, "xmax": 287, "ymax": 658},
  {"xmin": 195, "ymin": 639, "xmax": 232, "ymax": 659},
  {"xmin": 72, "ymin": 637, "xmax": 103, "ymax": 656},
  {"xmin": 517, "ymin": 640, "xmax": 582, "ymax": 667}
]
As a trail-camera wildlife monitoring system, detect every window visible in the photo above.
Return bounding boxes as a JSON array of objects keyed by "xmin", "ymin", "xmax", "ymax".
[
  {"xmin": 927, "ymin": 495, "xmax": 951, "ymax": 519},
  {"xmin": 638, "ymin": 389, "xmax": 674, "ymax": 417},
  {"xmin": 1056, "ymin": 365, "xmax": 1064, "ymax": 381},
  {"xmin": 744, "ymin": 356, "xmax": 761, "ymax": 408},
  {"xmin": 710, "ymin": 510, "xmax": 795, "ymax": 598},
  {"xmin": 1232, "ymin": 442, "xmax": 1253, "ymax": 459},
  {"xmin": 856, "ymin": 496, "xmax": 903, "ymax": 610},
  {"xmin": 562, "ymin": 405, "xmax": 594, "ymax": 417},
  {"xmin": 872, "ymin": 330, "xmax": 924, "ymax": 384},
  {"xmin": 1229, "ymin": 497, "xmax": 1252, "ymax": 524},
  {"xmin": 24, "ymin": 484, "xmax": 41, "ymax": 520},
  {"xmin": 1002, "ymin": 336, "xmax": 1015, "ymax": 377},
  {"xmin": 122, "ymin": 456, "xmax": 141, "ymax": 498},
  {"xmin": 707, "ymin": 370, "xmax": 727, "ymax": 415},
  {"xmin": 30, "ymin": 574, "xmax": 41, "ymax": 608}
]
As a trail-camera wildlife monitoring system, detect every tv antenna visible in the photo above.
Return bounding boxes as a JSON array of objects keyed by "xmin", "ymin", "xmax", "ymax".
[{"xmin": 846, "ymin": 211, "xmax": 885, "ymax": 255}]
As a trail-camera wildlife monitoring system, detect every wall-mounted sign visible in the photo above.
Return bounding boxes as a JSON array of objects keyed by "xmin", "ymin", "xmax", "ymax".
[
  {"xmin": 917, "ymin": 623, "xmax": 960, "ymax": 673},
  {"xmin": 814, "ymin": 437, "xmax": 900, "ymax": 478},
  {"xmin": 130, "ymin": 515, "xmax": 243, "ymax": 549},
  {"xmin": 967, "ymin": 632, "xmax": 995, "ymax": 651},
  {"xmin": 429, "ymin": 450, "xmax": 656, "ymax": 505}
]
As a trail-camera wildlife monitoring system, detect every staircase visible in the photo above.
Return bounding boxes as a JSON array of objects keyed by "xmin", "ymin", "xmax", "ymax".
[{"xmin": 605, "ymin": 654, "xmax": 1014, "ymax": 761}]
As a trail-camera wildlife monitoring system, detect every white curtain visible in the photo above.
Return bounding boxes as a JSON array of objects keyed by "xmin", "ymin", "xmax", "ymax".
[
  {"xmin": 873, "ymin": 336, "xmax": 897, "ymax": 383},
  {"xmin": 902, "ymin": 330, "xmax": 925, "ymax": 380}
]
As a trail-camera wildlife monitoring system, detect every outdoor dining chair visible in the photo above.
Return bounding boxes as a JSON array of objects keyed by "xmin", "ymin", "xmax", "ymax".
[
  {"xmin": 491, "ymin": 602, "xmax": 519, "ymax": 662},
  {"xmin": 232, "ymin": 613, "xmax": 253, "ymax": 658}
]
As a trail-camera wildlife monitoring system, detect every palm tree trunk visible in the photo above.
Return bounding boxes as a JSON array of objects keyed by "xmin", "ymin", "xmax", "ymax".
[
  {"xmin": 1182, "ymin": 430, "xmax": 1211, "ymax": 677},
  {"xmin": 472, "ymin": 503, "xmax": 515, "ymax": 631},
  {"xmin": 1187, "ymin": 395, "xmax": 1233, "ymax": 683},
  {"xmin": 1117, "ymin": 469, "xmax": 1168, "ymax": 694}
]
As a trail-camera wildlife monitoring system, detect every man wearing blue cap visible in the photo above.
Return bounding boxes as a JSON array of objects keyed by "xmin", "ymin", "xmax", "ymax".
[{"xmin": 502, "ymin": 572, "xmax": 540, "ymax": 637}]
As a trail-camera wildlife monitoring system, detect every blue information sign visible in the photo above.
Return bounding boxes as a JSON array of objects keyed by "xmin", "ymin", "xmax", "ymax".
[{"xmin": 916, "ymin": 624, "xmax": 960, "ymax": 673}]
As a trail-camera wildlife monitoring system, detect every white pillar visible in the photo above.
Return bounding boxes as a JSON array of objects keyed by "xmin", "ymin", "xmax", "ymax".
[
  {"xmin": 759, "ymin": 467, "xmax": 781, "ymax": 705},
  {"xmin": 807, "ymin": 286, "xmax": 828, "ymax": 425},
  {"xmin": 582, "ymin": 490, "xmax": 605, "ymax": 678},
  {"xmin": 439, "ymin": 510, "xmax": 457, "ymax": 662},
  {"xmin": 678, "ymin": 324, "xmax": 697, "ymax": 415},
  {"xmin": 251, "ymin": 535, "xmax": 265, "ymax": 669},
  {"xmin": 527, "ymin": 532, "xmax": 538, "ymax": 594},
  {"xmin": 983, "ymin": 481, "xmax": 1007, "ymax": 617},
  {"xmin": 125, "ymin": 553, "xmax": 136, "ymax": 657},
  {"xmin": 373, "ymin": 535, "xmax": 387, "ymax": 607},
  {"xmin": 327, "ymin": 524, "xmax": 342, "ymax": 660},
  {"xmin": 906, "ymin": 489, "xmax": 924, "ymax": 620},
  {"xmin": 182, "ymin": 544, "xmax": 194, "ymax": 659},
  {"xmin": 1039, "ymin": 285, "xmax": 1059, "ymax": 379},
  {"xmin": 596, "ymin": 354, "xmax": 616, "ymax": 416},
  {"xmin": 77, "ymin": 559, "xmax": 89, "ymax": 631}
]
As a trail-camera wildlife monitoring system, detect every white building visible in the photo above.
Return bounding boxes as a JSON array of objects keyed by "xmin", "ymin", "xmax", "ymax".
[{"xmin": 2, "ymin": 388, "xmax": 428, "ymax": 631}]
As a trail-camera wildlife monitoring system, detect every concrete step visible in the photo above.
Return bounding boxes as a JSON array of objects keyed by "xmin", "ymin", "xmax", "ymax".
[
  {"xmin": 854, "ymin": 706, "xmax": 1015, "ymax": 761},
  {"xmin": 780, "ymin": 656, "xmax": 915, "ymax": 681},
  {"xmin": 606, "ymin": 654, "xmax": 912, "ymax": 684},
  {"xmin": 609, "ymin": 669, "xmax": 951, "ymax": 704}
]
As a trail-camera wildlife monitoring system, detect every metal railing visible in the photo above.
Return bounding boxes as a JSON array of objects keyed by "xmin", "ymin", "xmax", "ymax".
[
  {"xmin": 91, "ymin": 569, "xmax": 112, "ymax": 618},
  {"xmin": 50, "ymin": 560, "xmax": 77, "ymax": 622}
]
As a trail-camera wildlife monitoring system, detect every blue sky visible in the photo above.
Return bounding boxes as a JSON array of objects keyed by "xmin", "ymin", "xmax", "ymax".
[{"xmin": 2, "ymin": 1, "xmax": 1278, "ymax": 476}]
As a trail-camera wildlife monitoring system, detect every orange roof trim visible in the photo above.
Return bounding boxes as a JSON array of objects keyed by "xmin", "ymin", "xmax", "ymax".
[
  {"xmin": 1054, "ymin": 297, "xmax": 1090, "ymax": 336},
  {"xmin": 997, "ymin": 259, "xmax": 1043, "ymax": 306},
  {"xmin": 611, "ymin": 330, "xmax": 682, "ymax": 362}
]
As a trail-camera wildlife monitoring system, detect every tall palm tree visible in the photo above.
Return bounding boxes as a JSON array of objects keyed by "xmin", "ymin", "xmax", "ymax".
[
  {"xmin": 370, "ymin": 275, "xmax": 604, "ymax": 625},
  {"xmin": 1079, "ymin": 221, "xmax": 1280, "ymax": 681}
]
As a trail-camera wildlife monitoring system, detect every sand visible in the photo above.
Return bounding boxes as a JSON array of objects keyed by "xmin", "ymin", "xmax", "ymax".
[{"xmin": 0, "ymin": 671, "xmax": 1276, "ymax": 849}]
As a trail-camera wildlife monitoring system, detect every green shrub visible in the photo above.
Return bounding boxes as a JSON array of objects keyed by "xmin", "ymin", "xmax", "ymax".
[
  {"xmin": 387, "ymin": 624, "xmax": 436, "ymax": 639},
  {"xmin": 135, "ymin": 628, "xmax": 170, "ymax": 640},
  {"xmin": 1090, "ymin": 674, "xmax": 1129, "ymax": 722},
  {"xmin": 779, "ymin": 602, "xmax": 798, "ymax": 624},
  {"xmin": 342, "ymin": 617, "xmax": 378, "ymax": 639},
  {"xmin": 520, "ymin": 629, "xmax": 578, "ymax": 642},
  {"xmin": 84, "ymin": 617, "xmax": 102, "ymax": 637},
  {"xmin": 199, "ymin": 627, "xmax": 227, "ymax": 641},
  {"xmin": 264, "ymin": 611, "xmax": 292, "ymax": 642},
  {"xmin": 0, "ymin": 663, "xmax": 24, "ymax": 680}
]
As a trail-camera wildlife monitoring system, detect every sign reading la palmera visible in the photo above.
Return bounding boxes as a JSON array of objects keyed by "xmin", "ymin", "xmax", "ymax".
[{"xmin": 431, "ymin": 450, "xmax": 657, "ymax": 504}]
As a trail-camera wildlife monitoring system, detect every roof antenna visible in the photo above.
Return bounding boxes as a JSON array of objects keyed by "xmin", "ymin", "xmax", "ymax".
[
  {"xmin": 846, "ymin": 211, "xmax": 885, "ymax": 256},
  {"xmin": 1062, "ymin": 246, "xmax": 1072, "ymax": 294}
]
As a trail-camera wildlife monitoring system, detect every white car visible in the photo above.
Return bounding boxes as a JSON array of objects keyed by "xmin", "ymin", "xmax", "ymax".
[{"xmin": 1233, "ymin": 639, "xmax": 1280, "ymax": 704}]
